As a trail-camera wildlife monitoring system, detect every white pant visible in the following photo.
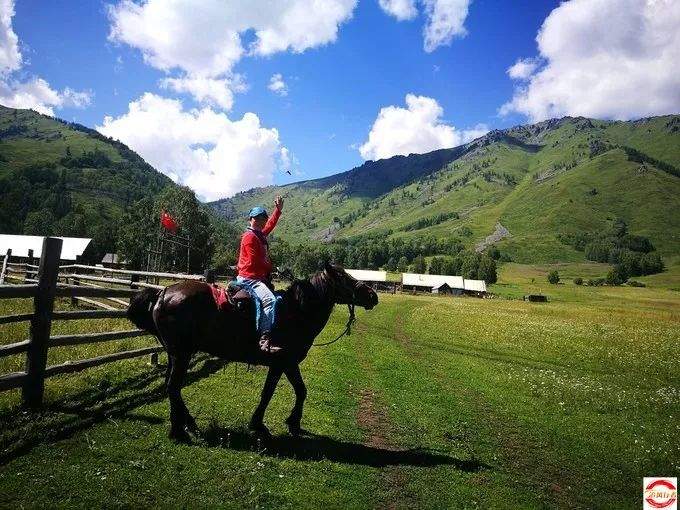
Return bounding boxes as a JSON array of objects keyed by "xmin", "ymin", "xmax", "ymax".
[{"xmin": 236, "ymin": 276, "xmax": 275, "ymax": 333}]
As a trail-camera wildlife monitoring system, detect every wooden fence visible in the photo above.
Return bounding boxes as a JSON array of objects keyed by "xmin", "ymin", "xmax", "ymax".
[{"xmin": 0, "ymin": 238, "xmax": 209, "ymax": 408}]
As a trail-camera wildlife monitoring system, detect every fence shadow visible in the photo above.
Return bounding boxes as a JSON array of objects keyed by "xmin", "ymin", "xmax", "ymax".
[
  {"xmin": 199, "ymin": 425, "xmax": 488, "ymax": 472},
  {"xmin": 0, "ymin": 356, "xmax": 227, "ymax": 465}
]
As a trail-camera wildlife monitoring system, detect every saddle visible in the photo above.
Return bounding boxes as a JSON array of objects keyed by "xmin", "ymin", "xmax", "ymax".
[
  {"xmin": 210, "ymin": 282, "xmax": 253, "ymax": 313},
  {"xmin": 210, "ymin": 281, "xmax": 285, "ymax": 335}
]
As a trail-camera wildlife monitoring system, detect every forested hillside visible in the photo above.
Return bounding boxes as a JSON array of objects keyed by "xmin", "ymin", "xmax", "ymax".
[
  {"xmin": 0, "ymin": 105, "xmax": 176, "ymax": 259},
  {"xmin": 212, "ymin": 116, "xmax": 680, "ymax": 265}
]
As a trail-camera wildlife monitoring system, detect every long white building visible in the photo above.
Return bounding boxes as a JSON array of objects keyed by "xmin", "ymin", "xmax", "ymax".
[
  {"xmin": 0, "ymin": 234, "xmax": 91, "ymax": 261},
  {"xmin": 401, "ymin": 272, "xmax": 487, "ymax": 295}
]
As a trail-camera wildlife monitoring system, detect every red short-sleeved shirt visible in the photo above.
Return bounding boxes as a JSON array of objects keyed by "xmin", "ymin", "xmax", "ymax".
[{"xmin": 236, "ymin": 206, "xmax": 281, "ymax": 280}]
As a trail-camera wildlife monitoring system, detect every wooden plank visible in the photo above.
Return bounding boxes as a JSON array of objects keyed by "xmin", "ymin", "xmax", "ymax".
[
  {"xmin": 58, "ymin": 264, "xmax": 204, "ymax": 281},
  {"xmin": 72, "ymin": 297, "xmax": 120, "ymax": 311},
  {"xmin": 44, "ymin": 346, "xmax": 163, "ymax": 377},
  {"xmin": 0, "ymin": 340, "xmax": 30, "ymax": 357},
  {"xmin": 0, "ymin": 313, "xmax": 33, "ymax": 325},
  {"xmin": 0, "ymin": 285, "xmax": 37, "ymax": 298},
  {"xmin": 55, "ymin": 286, "xmax": 139, "ymax": 298},
  {"xmin": 23, "ymin": 237, "xmax": 62, "ymax": 408},
  {"xmin": 59, "ymin": 273, "xmax": 163, "ymax": 290},
  {"xmin": 0, "ymin": 371, "xmax": 27, "ymax": 392},
  {"xmin": 52, "ymin": 309, "xmax": 127, "ymax": 320},
  {"xmin": 74, "ymin": 280, "xmax": 131, "ymax": 307},
  {"xmin": 50, "ymin": 329, "xmax": 147, "ymax": 347},
  {"xmin": 0, "ymin": 249, "xmax": 10, "ymax": 284}
]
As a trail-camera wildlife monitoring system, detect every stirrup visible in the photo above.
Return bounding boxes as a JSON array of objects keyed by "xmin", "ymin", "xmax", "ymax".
[{"xmin": 259, "ymin": 333, "xmax": 282, "ymax": 354}]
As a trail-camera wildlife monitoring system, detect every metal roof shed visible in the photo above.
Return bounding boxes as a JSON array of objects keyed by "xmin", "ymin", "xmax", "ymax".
[
  {"xmin": 401, "ymin": 273, "xmax": 465, "ymax": 289},
  {"xmin": 345, "ymin": 269, "xmax": 387, "ymax": 282},
  {"xmin": 0, "ymin": 234, "xmax": 91, "ymax": 261},
  {"xmin": 463, "ymin": 279, "xmax": 487, "ymax": 293}
]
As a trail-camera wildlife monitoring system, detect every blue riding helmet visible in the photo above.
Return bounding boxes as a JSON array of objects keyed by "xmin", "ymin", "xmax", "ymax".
[{"xmin": 248, "ymin": 206, "xmax": 268, "ymax": 218}]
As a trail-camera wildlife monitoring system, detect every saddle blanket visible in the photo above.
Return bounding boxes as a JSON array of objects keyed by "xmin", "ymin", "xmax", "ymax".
[
  {"xmin": 210, "ymin": 282, "xmax": 279, "ymax": 332},
  {"xmin": 210, "ymin": 283, "xmax": 231, "ymax": 311}
]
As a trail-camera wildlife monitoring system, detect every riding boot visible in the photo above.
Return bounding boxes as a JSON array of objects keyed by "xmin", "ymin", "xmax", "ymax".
[{"xmin": 259, "ymin": 331, "xmax": 282, "ymax": 354}]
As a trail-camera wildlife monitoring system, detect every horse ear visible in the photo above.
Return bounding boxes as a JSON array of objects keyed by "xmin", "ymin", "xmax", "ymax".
[{"xmin": 323, "ymin": 259, "xmax": 333, "ymax": 272}]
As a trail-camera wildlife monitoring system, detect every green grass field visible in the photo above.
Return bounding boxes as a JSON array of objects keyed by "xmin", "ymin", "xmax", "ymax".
[{"xmin": 0, "ymin": 265, "xmax": 678, "ymax": 508}]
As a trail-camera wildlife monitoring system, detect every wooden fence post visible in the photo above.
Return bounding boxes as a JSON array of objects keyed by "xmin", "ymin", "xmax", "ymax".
[
  {"xmin": 23, "ymin": 237, "xmax": 62, "ymax": 408},
  {"xmin": 0, "ymin": 249, "xmax": 11, "ymax": 284},
  {"xmin": 24, "ymin": 249, "xmax": 34, "ymax": 283}
]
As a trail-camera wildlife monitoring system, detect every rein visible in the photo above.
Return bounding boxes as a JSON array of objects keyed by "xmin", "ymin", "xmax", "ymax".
[{"xmin": 312, "ymin": 303, "xmax": 356, "ymax": 347}]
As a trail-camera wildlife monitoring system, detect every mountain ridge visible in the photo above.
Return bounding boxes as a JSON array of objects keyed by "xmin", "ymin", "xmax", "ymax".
[{"xmin": 210, "ymin": 114, "xmax": 680, "ymax": 263}]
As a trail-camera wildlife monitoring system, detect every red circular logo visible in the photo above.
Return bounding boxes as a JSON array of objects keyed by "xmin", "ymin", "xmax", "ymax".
[{"xmin": 645, "ymin": 479, "xmax": 677, "ymax": 509}]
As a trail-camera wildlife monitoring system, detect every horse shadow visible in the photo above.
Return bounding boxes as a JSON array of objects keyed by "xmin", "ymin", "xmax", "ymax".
[
  {"xmin": 199, "ymin": 425, "xmax": 488, "ymax": 472},
  {"xmin": 0, "ymin": 356, "xmax": 227, "ymax": 465}
]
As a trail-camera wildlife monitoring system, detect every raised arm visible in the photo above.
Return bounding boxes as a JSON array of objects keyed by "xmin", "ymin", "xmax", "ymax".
[{"xmin": 263, "ymin": 196, "xmax": 283, "ymax": 235}]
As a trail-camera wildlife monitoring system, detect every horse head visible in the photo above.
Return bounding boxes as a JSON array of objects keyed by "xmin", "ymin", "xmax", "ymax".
[{"xmin": 322, "ymin": 261, "xmax": 378, "ymax": 310}]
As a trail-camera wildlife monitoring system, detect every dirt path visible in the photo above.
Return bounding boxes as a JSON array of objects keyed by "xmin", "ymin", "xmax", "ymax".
[{"xmin": 354, "ymin": 335, "xmax": 418, "ymax": 509}]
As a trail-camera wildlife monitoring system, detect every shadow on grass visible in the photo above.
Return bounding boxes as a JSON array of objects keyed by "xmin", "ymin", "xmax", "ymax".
[
  {"xmin": 199, "ymin": 425, "xmax": 488, "ymax": 472},
  {"xmin": 0, "ymin": 356, "xmax": 227, "ymax": 466}
]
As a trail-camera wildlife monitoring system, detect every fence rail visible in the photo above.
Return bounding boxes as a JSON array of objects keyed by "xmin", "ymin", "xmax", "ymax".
[{"xmin": 0, "ymin": 238, "xmax": 181, "ymax": 407}]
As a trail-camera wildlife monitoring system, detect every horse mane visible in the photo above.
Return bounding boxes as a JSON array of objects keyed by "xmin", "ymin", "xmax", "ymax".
[{"xmin": 284, "ymin": 270, "xmax": 335, "ymax": 312}]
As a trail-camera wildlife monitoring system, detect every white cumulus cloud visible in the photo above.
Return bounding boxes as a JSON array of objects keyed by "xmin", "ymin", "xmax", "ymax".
[
  {"xmin": 501, "ymin": 0, "xmax": 680, "ymax": 121},
  {"xmin": 160, "ymin": 75, "xmax": 246, "ymax": 110},
  {"xmin": 378, "ymin": 0, "xmax": 471, "ymax": 52},
  {"xmin": 359, "ymin": 93, "xmax": 487, "ymax": 160},
  {"xmin": 268, "ymin": 73, "xmax": 288, "ymax": 96},
  {"xmin": 0, "ymin": 0, "xmax": 91, "ymax": 115},
  {"xmin": 507, "ymin": 57, "xmax": 539, "ymax": 80},
  {"xmin": 97, "ymin": 93, "xmax": 288, "ymax": 201},
  {"xmin": 0, "ymin": 0, "xmax": 20, "ymax": 73},
  {"xmin": 422, "ymin": 0, "xmax": 471, "ymax": 52},
  {"xmin": 108, "ymin": 0, "xmax": 356, "ymax": 106},
  {"xmin": 378, "ymin": 0, "xmax": 417, "ymax": 20}
]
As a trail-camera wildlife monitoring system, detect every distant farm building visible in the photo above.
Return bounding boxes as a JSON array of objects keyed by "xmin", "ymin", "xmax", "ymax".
[
  {"xmin": 402, "ymin": 273, "xmax": 464, "ymax": 295},
  {"xmin": 0, "ymin": 234, "xmax": 91, "ymax": 262},
  {"xmin": 463, "ymin": 278, "xmax": 488, "ymax": 296},
  {"xmin": 432, "ymin": 282, "xmax": 456, "ymax": 295},
  {"xmin": 100, "ymin": 253, "xmax": 127, "ymax": 268},
  {"xmin": 401, "ymin": 272, "xmax": 487, "ymax": 297},
  {"xmin": 345, "ymin": 269, "xmax": 391, "ymax": 291}
]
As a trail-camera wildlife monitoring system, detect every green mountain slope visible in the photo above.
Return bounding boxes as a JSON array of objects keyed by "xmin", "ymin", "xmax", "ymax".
[
  {"xmin": 0, "ymin": 105, "xmax": 174, "ymax": 258},
  {"xmin": 211, "ymin": 115, "xmax": 680, "ymax": 263}
]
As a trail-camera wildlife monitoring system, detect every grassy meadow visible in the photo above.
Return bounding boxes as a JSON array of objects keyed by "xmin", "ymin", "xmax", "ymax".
[{"xmin": 0, "ymin": 263, "xmax": 678, "ymax": 508}]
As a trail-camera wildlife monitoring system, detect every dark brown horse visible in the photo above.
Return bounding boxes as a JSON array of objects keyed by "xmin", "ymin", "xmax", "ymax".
[{"xmin": 127, "ymin": 262, "xmax": 378, "ymax": 441}]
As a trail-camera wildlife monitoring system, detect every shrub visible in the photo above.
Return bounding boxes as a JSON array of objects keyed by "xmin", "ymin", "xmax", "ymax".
[
  {"xmin": 606, "ymin": 264, "xmax": 628, "ymax": 285},
  {"xmin": 574, "ymin": 277, "xmax": 583, "ymax": 285},
  {"xmin": 587, "ymin": 278, "xmax": 606, "ymax": 286},
  {"xmin": 547, "ymin": 270, "xmax": 560, "ymax": 284},
  {"xmin": 411, "ymin": 255, "xmax": 427, "ymax": 274},
  {"xmin": 627, "ymin": 280, "xmax": 646, "ymax": 287}
]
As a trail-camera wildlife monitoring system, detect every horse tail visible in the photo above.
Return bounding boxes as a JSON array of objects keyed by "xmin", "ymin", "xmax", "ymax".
[{"xmin": 127, "ymin": 287, "xmax": 162, "ymax": 335}]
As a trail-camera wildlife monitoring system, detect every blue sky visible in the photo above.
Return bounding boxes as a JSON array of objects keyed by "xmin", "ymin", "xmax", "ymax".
[{"xmin": 3, "ymin": 0, "xmax": 679, "ymax": 200}]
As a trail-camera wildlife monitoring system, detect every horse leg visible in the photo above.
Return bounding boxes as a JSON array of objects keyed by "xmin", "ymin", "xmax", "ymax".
[
  {"xmin": 284, "ymin": 364, "xmax": 307, "ymax": 436},
  {"xmin": 167, "ymin": 352, "xmax": 191, "ymax": 441},
  {"xmin": 249, "ymin": 366, "xmax": 283, "ymax": 438}
]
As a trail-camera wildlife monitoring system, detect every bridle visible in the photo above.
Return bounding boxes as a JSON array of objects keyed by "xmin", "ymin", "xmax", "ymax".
[{"xmin": 312, "ymin": 277, "xmax": 366, "ymax": 347}]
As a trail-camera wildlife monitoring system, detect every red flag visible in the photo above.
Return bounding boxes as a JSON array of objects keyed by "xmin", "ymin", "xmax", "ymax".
[{"xmin": 160, "ymin": 210, "xmax": 179, "ymax": 234}]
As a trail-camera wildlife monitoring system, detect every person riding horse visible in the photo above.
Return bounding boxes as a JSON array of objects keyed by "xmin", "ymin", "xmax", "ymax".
[{"xmin": 236, "ymin": 195, "xmax": 284, "ymax": 354}]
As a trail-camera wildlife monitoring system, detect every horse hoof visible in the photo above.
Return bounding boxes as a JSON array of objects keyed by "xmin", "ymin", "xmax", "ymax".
[
  {"xmin": 186, "ymin": 424, "xmax": 201, "ymax": 438},
  {"xmin": 169, "ymin": 428, "xmax": 192, "ymax": 443},
  {"xmin": 248, "ymin": 421, "xmax": 272, "ymax": 440},
  {"xmin": 285, "ymin": 419, "xmax": 302, "ymax": 437}
]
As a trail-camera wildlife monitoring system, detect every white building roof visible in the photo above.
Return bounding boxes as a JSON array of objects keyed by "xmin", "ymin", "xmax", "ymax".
[
  {"xmin": 402, "ymin": 273, "xmax": 465, "ymax": 289},
  {"xmin": 345, "ymin": 269, "xmax": 387, "ymax": 282},
  {"xmin": 0, "ymin": 234, "xmax": 92, "ymax": 261},
  {"xmin": 463, "ymin": 279, "xmax": 487, "ymax": 292}
]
